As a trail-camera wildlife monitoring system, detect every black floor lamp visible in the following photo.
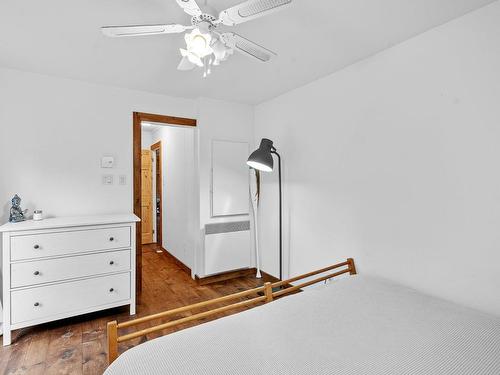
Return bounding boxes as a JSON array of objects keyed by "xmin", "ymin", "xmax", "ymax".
[{"xmin": 247, "ymin": 138, "xmax": 283, "ymax": 281}]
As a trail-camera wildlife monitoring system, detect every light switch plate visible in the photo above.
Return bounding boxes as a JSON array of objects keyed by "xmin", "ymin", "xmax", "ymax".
[
  {"xmin": 102, "ymin": 174, "xmax": 114, "ymax": 185},
  {"xmin": 101, "ymin": 156, "xmax": 114, "ymax": 168},
  {"xmin": 119, "ymin": 175, "xmax": 126, "ymax": 185}
]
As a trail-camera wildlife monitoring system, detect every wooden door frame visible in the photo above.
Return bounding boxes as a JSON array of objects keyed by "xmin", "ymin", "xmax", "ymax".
[
  {"xmin": 133, "ymin": 112, "xmax": 197, "ymax": 295},
  {"xmin": 150, "ymin": 141, "xmax": 162, "ymax": 246}
]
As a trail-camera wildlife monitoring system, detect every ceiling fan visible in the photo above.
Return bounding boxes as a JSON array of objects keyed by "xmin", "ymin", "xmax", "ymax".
[{"xmin": 101, "ymin": 0, "xmax": 293, "ymax": 77}]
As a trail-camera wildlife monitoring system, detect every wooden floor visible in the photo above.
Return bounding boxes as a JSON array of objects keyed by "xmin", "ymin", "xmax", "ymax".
[{"xmin": 0, "ymin": 244, "xmax": 267, "ymax": 375}]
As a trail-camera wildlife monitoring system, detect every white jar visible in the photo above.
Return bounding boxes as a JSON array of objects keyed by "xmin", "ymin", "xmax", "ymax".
[{"xmin": 33, "ymin": 210, "xmax": 43, "ymax": 221}]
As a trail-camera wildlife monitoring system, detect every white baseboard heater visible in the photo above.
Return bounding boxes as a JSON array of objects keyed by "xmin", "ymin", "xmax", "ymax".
[{"xmin": 204, "ymin": 221, "xmax": 251, "ymax": 276}]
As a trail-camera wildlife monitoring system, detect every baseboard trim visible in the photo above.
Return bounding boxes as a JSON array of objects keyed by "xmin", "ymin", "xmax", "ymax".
[
  {"xmin": 196, "ymin": 268, "xmax": 281, "ymax": 285},
  {"xmin": 159, "ymin": 247, "xmax": 191, "ymax": 274},
  {"xmin": 259, "ymin": 270, "xmax": 281, "ymax": 283}
]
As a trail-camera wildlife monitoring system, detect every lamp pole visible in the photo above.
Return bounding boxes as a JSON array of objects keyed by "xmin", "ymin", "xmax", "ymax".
[
  {"xmin": 247, "ymin": 138, "xmax": 283, "ymax": 282},
  {"xmin": 271, "ymin": 149, "xmax": 283, "ymax": 281}
]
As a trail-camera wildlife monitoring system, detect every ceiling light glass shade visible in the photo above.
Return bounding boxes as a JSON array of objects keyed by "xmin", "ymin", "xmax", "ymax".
[
  {"xmin": 177, "ymin": 55, "xmax": 195, "ymax": 70},
  {"xmin": 180, "ymin": 48, "xmax": 203, "ymax": 67},
  {"xmin": 215, "ymin": 40, "xmax": 234, "ymax": 61},
  {"xmin": 224, "ymin": 48, "xmax": 234, "ymax": 60},
  {"xmin": 184, "ymin": 28, "xmax": 213, "ymax": 59},
  {"xmin": 212, "ymin": 39, "xmax": 227, "ymax": 60},
  {"xmin": 177, "ymin": 28, "xmax": 234, "ymax": 75},
  {"xmin": 177, "ymin": 27, "xmax": 235, "ymax": 75},
  {"xmin": 247, "ymin": 138, "xmax": 274, "ymax": 172}
]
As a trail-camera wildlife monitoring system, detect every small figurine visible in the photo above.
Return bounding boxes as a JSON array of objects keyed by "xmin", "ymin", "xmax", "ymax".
[{"xmin": 9, "ymin": 194, "xmax": 27, "ymax": 223}]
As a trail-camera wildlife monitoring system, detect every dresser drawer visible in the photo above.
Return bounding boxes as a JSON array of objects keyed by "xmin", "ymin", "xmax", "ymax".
[
  {"xmin": 11, "ymin": 273, "xmax": 130, "ymax": 325},
  {"xmin": 10, "ymin": 226, "xmax": 131, "ymax": 261},
  {"xmin": 11, "ymin": 249, "xmax": 131, "ymax": 288}
]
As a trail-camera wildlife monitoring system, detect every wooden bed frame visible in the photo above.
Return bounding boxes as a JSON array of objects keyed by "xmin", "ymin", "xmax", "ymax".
[{"xmin": 107, "ymin": 258, "xmax": 357, "ymax": 365}]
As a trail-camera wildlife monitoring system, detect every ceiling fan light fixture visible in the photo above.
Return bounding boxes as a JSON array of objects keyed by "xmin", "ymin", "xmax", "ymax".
[
  {"xmin": 197, "ymin": 21, "xmax": 211, "ymax": 35},
  {"xmin": 180, "ymin": 48, "xmax": 204, "ymax": 67},
  {"xmin": 188, "ymin": 54, "xmax": 204, "ymax": 67},
  {"xmin": 224, "ymin": 48, "xmax": 234, "ymax": 60},
  {"xmin": 212, "ymin": 39, "xmax": 227, "ymax": 59},
  {"xmin": 185, "ymin": 28, "xmax": 213, "ymax": 58},
  {"xmin": 102, "ymin": 0, "xmax": 293, "ymax": 77},
  {"xmin": 177, "ymin": 55, "xmax": 196, "ymax": 70}
]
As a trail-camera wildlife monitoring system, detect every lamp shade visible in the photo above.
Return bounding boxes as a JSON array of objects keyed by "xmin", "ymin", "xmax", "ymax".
[{"xmin": 247, "ymin": 138, "xmax": 274, "ymax": 172}]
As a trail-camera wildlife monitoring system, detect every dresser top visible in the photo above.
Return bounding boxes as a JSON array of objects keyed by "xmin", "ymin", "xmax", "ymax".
[{"xmin": 0, "ymin": 214, "xmax": 140, "ymax": 233}]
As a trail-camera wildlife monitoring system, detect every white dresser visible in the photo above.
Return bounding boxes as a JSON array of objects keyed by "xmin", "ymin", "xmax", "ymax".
[{"xmin": 0, "ymin": 214, "xmax": 139, "ymax": 345}]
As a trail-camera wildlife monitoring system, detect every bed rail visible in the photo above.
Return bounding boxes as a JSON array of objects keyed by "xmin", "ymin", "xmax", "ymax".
[{"xmin": 107, "ymin": 258, "xmax": 356, "ymax": 364}]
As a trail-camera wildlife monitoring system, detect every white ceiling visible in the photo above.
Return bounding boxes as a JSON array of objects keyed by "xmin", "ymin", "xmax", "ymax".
[
  {"xmin": 142, "ymin": 122, "xmax": 164, "ymax": 132},
  {"xmin": 0, "ymin": 0, "xmax": 495, "ymax": 104}
]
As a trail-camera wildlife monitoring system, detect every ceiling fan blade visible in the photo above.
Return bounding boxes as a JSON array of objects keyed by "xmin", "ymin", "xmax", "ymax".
[
  {"xmin": 218, "ymin": 0, "xmax": 292, "ymax": 26},
  {"xmin": 176, "ymin": 0, "xmax": 202, "ymax": 16},
  {"xmin": 220, "ymin": 32, "xmax": 276, "ymax": 62},
  {"xmin": 101, "ymin": 24, "xmax": 190, "ymax": 37}
]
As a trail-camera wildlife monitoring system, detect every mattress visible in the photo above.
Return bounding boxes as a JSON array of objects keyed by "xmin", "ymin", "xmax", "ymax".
[{"xmin": 105, "ymin": 275, "xmax": 500, "ymax": 375}]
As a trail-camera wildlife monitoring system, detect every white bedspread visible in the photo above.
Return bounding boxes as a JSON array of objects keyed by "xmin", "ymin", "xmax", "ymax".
[{"xmin": 105, "ymin": 276, "xmax": 500, "ymax": 375}]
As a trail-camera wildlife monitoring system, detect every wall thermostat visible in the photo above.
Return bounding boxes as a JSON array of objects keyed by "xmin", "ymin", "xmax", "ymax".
[{"xmin": 101, "ymin": 156, "xmax": 115, "ymax": 168}]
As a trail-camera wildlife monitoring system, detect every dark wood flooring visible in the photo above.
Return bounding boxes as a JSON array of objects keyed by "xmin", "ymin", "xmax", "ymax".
[{"xmin": 0, "ymin": 244, "xmax": 268, "ymax": 375}]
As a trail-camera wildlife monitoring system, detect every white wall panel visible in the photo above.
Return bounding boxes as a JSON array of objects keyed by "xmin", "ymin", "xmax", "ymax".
[{"xmin": 255, "ymin": 2, "xmax": 500, "ymax": 316}]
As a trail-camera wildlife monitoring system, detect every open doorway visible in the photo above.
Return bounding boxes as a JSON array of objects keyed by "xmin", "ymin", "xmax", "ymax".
[
  {"xmin": 133, "ymin": 112, "xmax": 197, "ymax": 295},
  {"xmin": 140, "ymin": 146, "xmax": 154, "ymax": 245},
  {"xmin": 140, "ymin": 133, "xmax": 162, "ymax": 247},
  {"xmin": 151, "ymin": 141, "xmax": 162, "ymax": 246}
]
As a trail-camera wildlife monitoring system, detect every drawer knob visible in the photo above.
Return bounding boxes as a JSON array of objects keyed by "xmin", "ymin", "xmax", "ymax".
[
  {"xmin": 34, "ymin": 302, "xmax": 40, "ymax": 307},
  {"xmin": 109, "ymin": 288, "xmax": 114, "ymax": 293},
  {"xmin": 109, "ymin": 237, "xmax": 114, "ymax": 242},
  {"xmin": 109, "ymin": 260, "xmax": 114, "ymax": 265},
  {"xmin": 33, "ymin": 271, "xmax": 40, "ymax": 276},
  {"xmin": 33, "ymin": 244, "xmax": 40, "ymax": 249}
]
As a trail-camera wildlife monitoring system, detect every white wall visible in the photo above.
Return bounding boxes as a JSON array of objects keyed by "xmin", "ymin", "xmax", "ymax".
[
  {"xmin": 141, "ymin": 130, "xmax": 153, "ymax": 149},
  {"xmin": 255, "ymin": 2, "xmax": 500, "ymax": 316},
  {"xmin": 196, "ymin": 98, "xmax": 255, "ymax": 276},
  {"xmin": 0, "ymin": 67, "xmax": 196, "ymax": 223},
  {"xmin": 0, "ymin": 68, "xmax": 255, "ymax": 277},
  {"xmin": 149, "ymin": 125, "xmax": 196, "ymax": 268}
]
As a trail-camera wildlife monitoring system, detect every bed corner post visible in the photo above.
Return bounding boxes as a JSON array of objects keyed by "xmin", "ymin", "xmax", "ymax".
[
  {"xmin": 107, "ymin": 320, "xmax": 119, "ymax": 365},
  {"xmin": 264, "ymin": 282, "xmax": 274, "ymax": 303},
  {"xmin": 347, "ymin": 258, "xmax": 357, "ymax": 275}
]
